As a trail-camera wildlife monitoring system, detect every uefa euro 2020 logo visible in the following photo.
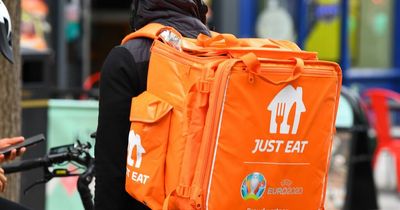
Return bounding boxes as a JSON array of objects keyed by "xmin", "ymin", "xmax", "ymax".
[{"xmin": 240, "ymin": 172, "xmax": 266, "ymax": 200}]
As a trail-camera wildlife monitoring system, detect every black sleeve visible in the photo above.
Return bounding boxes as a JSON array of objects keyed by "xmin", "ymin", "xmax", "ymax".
[
  {"xmin": 94, "ymin": 46, "xmax": 149, "ymax": 210},
  {"xmin": 0, "ymin": 197, "xmax": 31, "ymax": 210}
]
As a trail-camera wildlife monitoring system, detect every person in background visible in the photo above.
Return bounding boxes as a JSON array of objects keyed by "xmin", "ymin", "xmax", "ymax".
[
  {"xmin": 94, "ymin": 1, "xmax": 210, "ymax": 210},
  {"xmin": 0, "ymin": 136, "xmax": 31, "ymax": 210}
]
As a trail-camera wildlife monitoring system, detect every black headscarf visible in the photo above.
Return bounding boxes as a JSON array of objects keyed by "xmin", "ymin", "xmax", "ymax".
[{"xmin": 130, "ymin": 0, "xmax": 210, "ymax": 38}]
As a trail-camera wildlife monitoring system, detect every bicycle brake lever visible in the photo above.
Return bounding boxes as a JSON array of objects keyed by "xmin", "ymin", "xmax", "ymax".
[
  {"xmin": 24, "ymin": 178, "xmax": 52, "ymax": 195},
  {"xmin": 24, "ymin": 167, "xmax": 54, "ymax": 195}
]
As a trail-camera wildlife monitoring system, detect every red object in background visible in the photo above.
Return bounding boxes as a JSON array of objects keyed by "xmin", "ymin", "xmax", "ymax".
[
  {"xmin": 80, "ymin": 72, "xmax": 100, "ymax": 100},
  {"xmin": 364, "ymin": 88, "xmax": 400, "ymax": 193},
  {"xmin": 22, "ymin": 0, "xmax": 49, "ymax": 16},
  {"xmin": 83, "ymin": 72, "xmax": 100, "ymax": 91},
  {"xmin": 372, "ymin": 0, "xmax": 384, "ymax": 5}
]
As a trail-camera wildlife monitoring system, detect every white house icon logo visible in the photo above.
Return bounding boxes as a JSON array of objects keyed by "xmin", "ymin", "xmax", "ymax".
[
  {"xmin": 268, "ymin": 85, "xmax": 306, "ymax": 134},
  {"xmin": 127, "ymin": 130, "xmax": 146, "ymax": 168}
]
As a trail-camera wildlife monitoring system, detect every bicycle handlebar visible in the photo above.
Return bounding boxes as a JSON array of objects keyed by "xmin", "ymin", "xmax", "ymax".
[
  {"xmin": 1, "ymin": 139, "xmax": 95, "ymax": 210},
  {"xmin": 3, "ymin": 151, "xmax": 87, "ymax": 174},
  {"xmin": 3, "ymin": 157, "xmax": 47, "ymax": 173}
]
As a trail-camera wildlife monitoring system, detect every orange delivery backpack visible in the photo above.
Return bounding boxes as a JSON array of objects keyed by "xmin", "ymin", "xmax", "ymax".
[{"xmin": 123, "ymin": 23, "xmax": 342, "ymax": 210}]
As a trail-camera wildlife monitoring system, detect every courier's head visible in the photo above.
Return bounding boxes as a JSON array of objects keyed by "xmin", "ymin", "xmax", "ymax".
[{"xmin": 129, "ymin": 0, "xmax": 208, "ymax": 30}]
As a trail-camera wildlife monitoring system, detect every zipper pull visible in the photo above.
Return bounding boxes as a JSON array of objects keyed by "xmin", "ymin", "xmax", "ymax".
[
  {"xmin": 190, "ymin": 187, "xmax": 203, "ymax": 210},
  {"xmin": 248, "ymin": 72, "xmax": 255, "ymax": 84}
]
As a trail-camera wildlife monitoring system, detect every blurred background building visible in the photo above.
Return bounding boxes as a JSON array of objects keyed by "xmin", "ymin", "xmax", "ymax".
[
  {"xmin": 17, "ymin": 0, "xmax": 400, "ymax": 210},
  {"xmin": 20, "ymin": 0, "xmax": 400, "ymax": 99}
]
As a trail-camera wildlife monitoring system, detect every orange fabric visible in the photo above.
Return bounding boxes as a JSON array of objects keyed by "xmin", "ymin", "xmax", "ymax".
[
  {"xmin": 197, "ymin": 33, "xmax": 240, "ymax": 47},
  {"xmin": 124, "ymin": 23, "xmax": 342, "ymax": 210},
  {"xmin": 181, "ymin": 39, "xmax": 318, "ymax": 60},
  {"xmin": 121, "ymin": 23, "xmax": 182, "ymax": 45},
  {"xmin": 126, "ymin": 91, "xmax": 172, "ymax": 209},
  {"xmin": 121, "ymin": 23, "xmax": 164, "ymax": 44}
]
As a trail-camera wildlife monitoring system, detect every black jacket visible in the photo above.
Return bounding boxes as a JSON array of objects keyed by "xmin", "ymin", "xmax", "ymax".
[{"xmin": 95, "ymin": 1, "xmax": 210, "ymax": 210}]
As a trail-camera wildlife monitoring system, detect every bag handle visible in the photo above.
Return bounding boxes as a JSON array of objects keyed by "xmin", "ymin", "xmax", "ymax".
[
  {"xmin": 196, "ymin": 33, "xmax": 297, "ymax": 50},
  {"xmin": 196, "ymin": 33, "xmax": 240, "ymax": 48},
  {"xmin": 241, "ymin": 53, "xmax": 304, "ymax": 85}
]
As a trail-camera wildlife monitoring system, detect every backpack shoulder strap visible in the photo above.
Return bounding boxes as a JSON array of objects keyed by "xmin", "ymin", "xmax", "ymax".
[{"xmin": 121, "ymin": 23, "xmax": 165, "ymax": 45}]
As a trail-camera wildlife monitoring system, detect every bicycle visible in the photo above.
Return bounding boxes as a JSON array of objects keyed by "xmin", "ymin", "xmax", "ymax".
[{"xmin": 2, "ymin": 136, "xmax": 95, "ymax": 210}]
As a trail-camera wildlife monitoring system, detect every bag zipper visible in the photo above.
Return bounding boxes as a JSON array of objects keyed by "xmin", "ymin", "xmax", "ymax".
[
  {"xmin": 192, "ymin": 60, "xmax": 238, "ymax": 210},
  {"xmin": 233, "ymin": 61, "xmax": 340, "ymax": 77}
]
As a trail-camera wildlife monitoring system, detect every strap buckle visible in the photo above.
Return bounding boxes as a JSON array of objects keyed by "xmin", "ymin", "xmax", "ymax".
[
  {"xmin": 198, "ymin": 80, "xmax": 211, "ymax": 93},
  {"xmin": 176, "ymin": 185, "xmax": 191, "ymax": 198}
]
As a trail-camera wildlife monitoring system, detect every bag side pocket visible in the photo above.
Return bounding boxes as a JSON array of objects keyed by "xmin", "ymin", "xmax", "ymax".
[{"xmin": 125, "ymin": 91, "xmax": 173, "ymax": 209}]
